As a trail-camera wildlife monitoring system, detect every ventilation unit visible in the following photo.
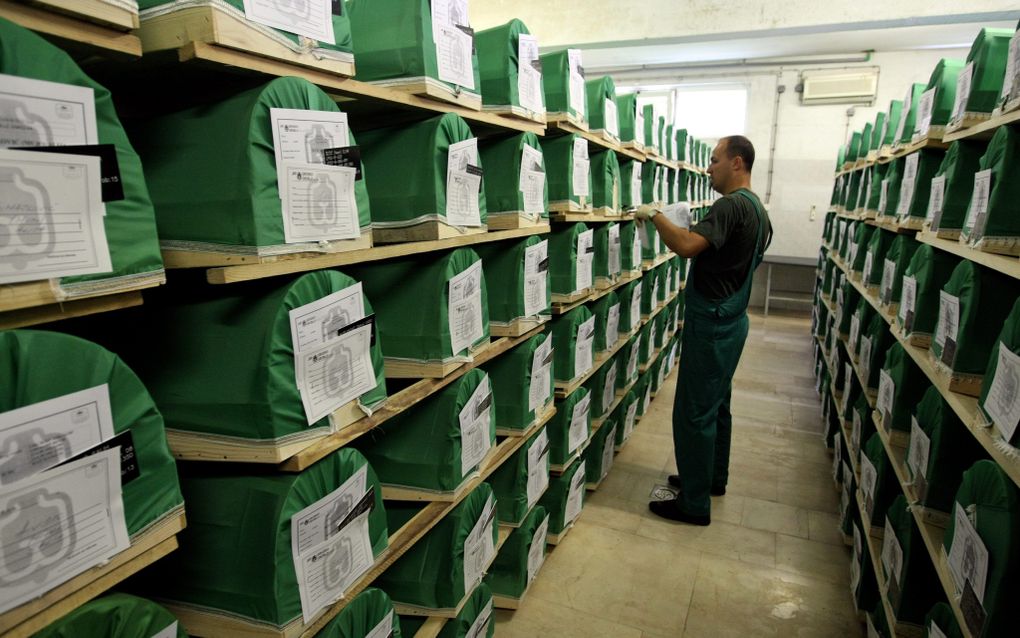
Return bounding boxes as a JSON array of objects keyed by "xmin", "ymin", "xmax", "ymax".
[{"xmin": 799, "ymin": 68, "xmax": 879, "ymax": 106}]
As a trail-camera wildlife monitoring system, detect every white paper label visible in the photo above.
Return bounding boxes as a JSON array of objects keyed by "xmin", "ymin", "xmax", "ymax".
[
  {"xmin": 270, "ymin": 108, "xmax": 350, "ymax": 169},
  {"xmin": 947, "ymin": 502, "xmax": 988, "ymax": 603},
  {"xmin": 575, "ymin": 315, "xmax": 596, "ymax": 378},
  {"xmin": 895, "ymin": 87, "xmax": 913, "ymax": 142},
  {"xmin": 291, "ymin": 465, "xmax": 367, "ymax": 559},
  {"xmin": 281, "ymin": 164, "xmax": 360, "ymax": 243},
  {"xmin": 526, "ymin": 429, "xmax": 550, "ymax": 509},
  {"xmin": 965, "ymin": 169, "xmax": 992, "ymax": 240},
  {"xmin": 929, "ymin": 622, "xmax": 948, "ymax": 638},
  {"xmin": 630, "ymin": 281, "xmax": 642, "ymax": 327},
  {"xmin": 529, "ymin": 337, "xmax": 553, "ymax": 413},
  {"xmin": 851, "ymin": 527, "xmax": 862, "ymax": 590},
  {"xmin": 860, "ymin": 337, "xmax": 873, "ymax": 383},
  {"xmin": 630, "ymin": 162, "xmax": 642, "ymax": 207},
  {"xmin": 0, "ymin": 74, "xmax": 97, "ymax": 147},
  {"xmin": 432, "ymin": 0, "xmax": 475, "ymax": 90},
  {"xmin": 564, "ymin": 461, "xmax": 586, "ymax": 524},
  {"xmin": 448, "ymin": 261, "xmax": 485, "ymax": 356},
  {"xmin": 983, "ymin": 341, "xmax": 1020, "ymax": 442},
  {"xmin": 907, "ymin": 416, "xmax": 931, "ymax": 483},
  {"xmin": 568, "ymin": 393, "xmax": 591, "ymax": 454},
  {"xmin": 882, "ymin": 518, "xmax": 904, "ymax": 583},
  {"xmin": 899, "ymin": 275, "xmax": 917, "ymax": 327},
  {"xmin": 151, "ymin": 622, "xmax": 178, "ymax": 638},
  {"xmin": 860, "ymin": 453, "xmax": 878, "ymax": 516},
  {"xmin": 365, "ymin": 615, "xmax": 393, "ymax": 638},
  {"xmin": 605, "ymin": 302, "xmax": 621, "ymax": 350},
  {"xmin": 627, "ymin": 339, "xmax": 639, "ymax": 380},
  {"xmin": 863, "ymin": 251, "xmax": 874, "ymax": 283},
  {"xmin": 0, "ymin": 447, "xmax": 129, "ymax": 615},
  {"xmin": 0, "ymin": 149, "xmax": 111, "ymax": 285},
  {"xmin": 466, "ymin": 599, "xmax": 493, "ymax": 638},
  {"xmin": 600, "ymin": 426, "xmax": 617, "ymax": 479},
  {"xmin": 527, "ymin": 515, "xmax": 549, "ymax": 585},
  {"xmin": 928, "ymin": 175, "xmax": 947, "ymax": 225},
  {"xmin": 463, "ymin": 495, "xmax": 497, "ymax": 590},
  {"xmin": 523, "ymin": 239, "xmax": 549, "ymax": 318},
  {"xmin": 601, "ymin": 362, "xmax": 618, "ymax": 414},
  {"xmin": 916, "ymin": 88, "xmax": 936, "ymax": 138},
  {"xmin": 567, "ymin": 49, "xmax": 586, "ymax": 116},
  {"xmin": 0, "ymin": 385, "xmax": 115, "ymax": 486},
  {"xmin": 880, "ymin": 259, "xmax": 896, "ymax": 304},
  {"xmin": 459, "ymin": 376, "xmax": 493, "ymax": 476},
  {"xmin": 842, "ymin": 363, "xmax": 853, "ymax": 413},
  {"xmin": 897, "ymin": 155, "xmax": 918, "ymax": 218},
  {"xmin": 289, "ymin": 284, "xmax": 375, "ymax": 425},
  {"xmin": 517, "ymin": 34, "xmax": 544, "ymax": 114},
  {"xmin": 852, "ymin": 409, "xmax": 863, "ymax": 455},
  {"xmin": 242, "ymin": 0, "xmax": 334, "ymax": 43},
  {"xmin": 604, "ymin": 98, "xmax": 619, "ymax": 138},
  {"xmin": 631, "ymin": 224, "xmax": 642, "ymax": 270},
  {"xmin": 446, "ymin": 138, "xmax": 482, "ymax": 227},
  {"xmin": 877, "ymin": 369, "xmax": 895, "ymax": 425},
  {"xmin": 951, "ymin": 61, "xmax": 974, "ymax": 123},
  {"xmin": 849, "ymin": 314, "xmax": 862, "ymax": 354},
  {"xmin": 878, "ymin": 179, "xmax": 890, "ymax": 216},
  {"xmin": 934, "ymin": 290, "xmax": 960, "ymax": 353},
  {"xmin": 571, "ymin": 137, "xmax": 590, "ymax": 198},
  {"xmin": 1003, "ymin": 32, "xmax": 1020, "ymax": 100},
  {"xmin": 634, "ymin": 109, "xmax": 645, "ymax": 146},
  {"xmin": 642, "ymin": 385, "xmax": 651, "ymax": 415},
  {"xmin": 575, "ymin": 228, "xmax": 594, "ymax": 292},
  {"xmin": 624, "ymin": 401, "xmax": 637, "ymax": 441},
  {"xmin": 607, "ymin": 224, "xmax": 621, "ymax": 276}
]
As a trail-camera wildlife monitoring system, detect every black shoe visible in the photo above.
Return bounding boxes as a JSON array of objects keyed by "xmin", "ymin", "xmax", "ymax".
[
  {"xmin": 648, "ymin": 497, "xmax": 711, "ymax": 526},
  {"xmin": 668, "ymin": 474, "xmax": 726, "ymax": 496}
]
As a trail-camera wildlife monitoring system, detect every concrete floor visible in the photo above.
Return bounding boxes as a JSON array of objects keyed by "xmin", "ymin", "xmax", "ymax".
[{"xmin": 496, "ymin": 311, "xmax": 861, "ymax": 637}]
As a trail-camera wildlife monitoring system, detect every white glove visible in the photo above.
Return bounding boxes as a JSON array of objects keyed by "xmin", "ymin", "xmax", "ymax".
[{"xmin": 634, "ymin": 204, "xmax": 661, "ymax": 221}]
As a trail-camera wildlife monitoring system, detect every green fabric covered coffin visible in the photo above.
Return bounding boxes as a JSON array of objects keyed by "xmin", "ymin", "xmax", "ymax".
[
  {"xmin": 849, "ymin": 294, "xmax": 877, "ymax": 360},
  {"xmin": 551, "ymin": 305, "xmax": 595, "ymax": 383},
  {"xmin": 845, "ymin": 171, "xmax": 863, "ymax": 213},
  {"xmin": 31, "ymin": 593, "xmax": 185, "ymax": 638},
  {"xmin": 592, "ymin": 291, "xmax": 621, "ymax": 354},
  {"xmin": 908, "ymin": 386, "xmax": 986, "ymax": 516},
  {"xmin": 882, "ymin": 495, "xmax": 944, "ymax": 625},
  {"xmin": 613, "ymin": 390, "xmax": 639, "ymax": 448},
  {"xmin": 656, "ymin": 117, "xmax": 667, "ymax": 157},
  {"xmin": 587, "ymin": 354, "xmax": 619, "ymax": 419},
  {"xmin": 482, "ymin": 331, "xmax": 553, "ymax": 433},
  {"xmin": 616, "ymin": 93, "xmax": 641, "ymax": 145},
  {"xmin": 485, "ymin": 505, "xmax": 549, "ymax": 599},
  {"xmin": 665, "ymin": 124, "xmax": 675, "ymax": 160},
  {"xmin": 475, "ymin": 20, "xmax": 545, "ymax": 114},
  {"xmin": 961, "ymin": 125, "xmax": 1020, "ymax": 252},
  {"xmin": 585, "ymin": 76, "xmax": 619, "ymax": 139},
  {"xmin": 550, "ymin": 223, "xmax": 595, "ymax": 299},
  {"xmin": 352, "ymin": 249, "xmax": 489, "ymax": 364},
  {"xmin": 978, "ymin": 298, "xmax": 1020, "ymax": 449},
  {"xmin": 124, "ymin": 270, "xmax": 386, "ymax": 443},
  {"xmin": 892, "ymin": 150, "xmax": 945, "ymax": 223},
  {"xmin": 918, "ymin": 59, "xmax": 966, "ymax": 135},
  {"xmin": 548, "ymin": 388, "xmax": 591, "ymax": 466},
  {"xmin": 314, "ymin": 588, "xmax": 402, "ymax": 638},
  {"xmin": 930, "ymin": 260, "xmax": 1020, "ymax": 380},
  {"xmin": 355, "ymin": 369, "xmax": 494, "ymax": 492},
  {"xmin": 379, "ymin": 482, "xmax": 498, "ymax": 610},
  {"xmin": 475, "ymin": 237, "xmax": 550, "ymax": 328},
  {"xmin": 634, "ymin": 372, "xmax": 653, "ymax": 418},
  {"xmin": 869, "ymin": 112, "xmax": 887, "ymax": 152},
  {"xmin": 641, "ymin": 263, "xmax": 662, "ymax": 315},
  {"xmin": 620, "ymin": 221, "xmax": 643, "ymax": 274},
  {"xmin": 854, "ymin": 166, "xmax": 874, "ymax": 213},
  {"xmin": 620, "ymin": 157, "xmax": 643, "ymax": 208},
  {"xmin": 0, "ymin": 18, "xmax": 163, "ymax": 292},
  {"xmin": 860, "ymin": 433, "xmax": 899, "ymax": 529},
  {"xmin": 348, "ymin": 0, "xmax": 481, "ymax": 95},
  {"xmin": 539, "ymin": 49, "xmax": 586, "ymax": 120},
  {"xmin": 640, "ymin": 159, "xmax": 659, "ymax": 205},
  {"xmin": 143, "ymin": 448, "xmax": 387, "ymax": 628},
  {"xmin": 478, "ymin": 133, "xmax": 548, "ymax": 222},
  {"xmin": 541, "ymin": 133, "xmax": 591, "ymax": 209},
  {"xmin": 928, "ymin": 140, "xmax": 986, "ymax": 236},
  {"xmin": 850, "ymin": 393, "xmax": 876, "ymax": 461},
  {"xmin": 895, "ymin": 84, "xmax": 927, "ymax": 144},
  {"xmin": 875, "ymin": 343, "xmax": 930, "ymax": 435},
  {"xmin": 838, "ymin": 459, "xmax": 857, "ymax": 538},
  {"xmin": 358, "ymin": 114, "xmax": 487, "ymax": 231},
  {"xmin": 617, "ymin": 336, "xmax": 641, "ymax": 392},
  {"xmin": 593, "ymin": 223, "xmax": 622, "ymax": 286},
  {"xmin": 0, "ymin": 330, "xmax": 183, "ymax": 540},
  {"xmin": 851, "ymin": 519, "xmax": 881, "ymax": 616},
  {"xmin": 941, "ymin": 460, "xmax": 1020, "ymax": 638},
  {"xmin": 865, "ymin": 162, "xmax": 892, "ymax": 212},
  {"xmin": 399, "ymin": 583, "xmax": 494, "ymax": 638},
  {"xmin": 487, "ymin": 426, "xmax": 549, "ymax": 525},
  {"xmin": 591, "ymin": 149, "xmax": 620, "ymax": 213},
  {"xmin": 878, "ymin": 157, "xmax": 904, "ymax": 218},
  {"xmin": 133, "ymin": 78, "xmax": 373, "ymax": 254},
  {"xmin": 538, "ymin": 456, "xmax": 586, "ymax": 535},
  {"xmin": 846, "ymin": 131, "xmax": 863, "ymax": 163},
  {"xmin": 584, "ymin": 417, "xmax": 618, "ymax": 486},
  {"xmin": 862, "ymin": 227, "xmax": 895, "ymax": 288},
  {"xmin": 879, "ymin": 100, "xmax": 904, "ymax": 148},
  {"xmin": 849, "ymin": 224, "xmax": 876, "ymax": 274},
  {"xmin": 638, "ymin": 319, "xmax": 656, "ymax": 367},
  {"xmin": 953, "ymin": 28, "xmax": 1015, "ymax": 119},
  {"xmin": 836, "ymin": 280, "xmax": 861, "ymax": 337},
  {"xmin": 642, "ymin": 104, "xmax": 656, "ymax": 149},
  {"xmin": 878, "ymin": 235, "xmax": 921, "ymax": 307},
  {"xmin": 618, "ymin": 278, "xmax": 643, "ymax": 334},
  {"xmin": 924, "ymin": 603, "xmax": 964, "ymax": 638},
  {"xmin": 896, "ymin": 245, "xmax": 960, "ymax": 342},
  {"xmin": 676, "ymin": 128, "xmax": 689, "ymax": 162}
]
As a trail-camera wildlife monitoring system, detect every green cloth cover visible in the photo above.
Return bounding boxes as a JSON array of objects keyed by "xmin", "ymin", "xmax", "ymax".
[
  {"xmin": 880, "ymin": 235, "xmax": 921, "ymax": 306},
  {"xmin": 897, "ymin": 84, "xmax": 927, "ymax": 144},
  {"xmin": 959, "ymin": 28, "xmax": 1015, "ymax": 115},
  {"xmin": 862, "ymin": 433, "xmax": 898, "ymax": 528},
  {"xmin": 978, "ymin": 298, "xmax": 1020, "ymax": 447},
  {"xmin": 617, "ymin": 93, "xmax": 640, "ymax": 144},
  {"xmin": 313, "ymin": 588, "xmax": 402, "ymax": 638},
  {"xmin": 587, "ymin": 354, "xmax": 619, "ymax": 418},
  {"xmin": 592, "ymin": 291, "xmax": 621, "ymax": 353},
  {"xmin": 485, "ymin": 506, "xmax": 548, "ymax": 599},
  {"xmin": 591, "ymin": 149, "xmax": 620, "ymax": 211},
  {"xmin": 870, "ymin": 112, "xmax": 887, "ymax": 151},
  {"xmin": 963, "ymin": 125, "xmax": 1020, "ymax": 245},
  {"xmin": 884, "ymin": 495, "xmax": 944, "ymax": 624},
  {"xmin": 863, "ymin": 228, "xmax": 895, "ymax": 287},
  {"xmin": 548, "ymin": 223, "xmax": 592, "ymax": 296},
  {"xmin": 475, "ymin": 20, "xmax": 543, "ymax": 111},
  {"xmin": 585, "ymin": 76, "xmax": 617, "ymax": 135},
  {"xmin": 31, "ymin": 593, "xmax": 185, "ymax": 638},
  {"xmin": 881, "ymin": 100, "xmax": 904, "ymax": 147},
  {"xmin": 540, "ymin": 134, "xmax": 590, "ymax": 207},
  {"xmin": 930, "ymin": 140, "xmax": 986, "ymax": 233},
  {"xmin": 923, "ymin": 59, "xmax": 966, "ymax": 131},
  {"xmin": 539, "ymin": 50, "xmax": 583, "ymax": 119},
  {"xmin": 486, "ymin": 426, "xmax": 549, "ymax": 525},
  {"xmin": 538, "ymin": 456, "xmax": 586, "ymax": 535},
  {"xmin": 548, "ymin": 388, "xmax": 591, "ymax": 465},
  {"xmin": 898, "ymin": 245, "xmax": 960, "ymax": 338},
  {"xmin": 482, "ymin": 332, "xmax": 553, "ymax": 432},
  {"xmin": 399, "ymin": 583, "xmax": 494, "ymax": 638},
  {"xmin": 879, "ymin": 343, "xmax": 931, "ymax": 434},
  {"xmin": 866, "ymin": 162, "xmax": 891, "ymax": 211},
  {"xmin": 642, "ymin": 105, "xmax": 655, "ymax": 148},
  {"xmin": 897, "ymin": 149, "xmax": 946, "ymax": 221},
  {"xmin": 478, "ymin": 132, "xmax": 548, "ymax": 218},
  {"xmin": 475, "ymin": 236, "xmax": 550, "ymax": 324},
  {"xmin": 847, "ymin": 131, "xmax": 863, "ymax": 162}
]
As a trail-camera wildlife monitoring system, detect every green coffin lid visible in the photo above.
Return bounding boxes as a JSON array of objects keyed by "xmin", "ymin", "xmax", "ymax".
[
  {"xmin": 593, "ymin": 222, "xmax": 620, "ymax": 282},
  {"xmin": 482, "ymin": 332, "xmax": 552, "ymax": 432},
  {"xmin": 897, "ymin": 84, "xmax": 927, "ymax": 144},
  {"xmin": 642, "ymin": 104, "xmax": 655, "ymax": 148},
  {"xmin": 348, "ymin": 0, "xmax": 480, "ymax": 91},
  {"xmin": 31, "ymin": 593, "xmax": 185, "ymax": 638},
  {"xmin": 379, "ymin": 482, "xmax": 498, "ymax": 610},
  {"xmin": 313, "ymin": 588, "xmax": 402, "ymax": 638},
  {"xmin": 847, "ymin": 131, "xmax": 863, "ymax": 162},
  {"xmin": 881, "ymin": 235, "xmax": 921, "ymax": 305},
  {"xmin": 351, "ymin": 248, "xmax": 489, "ymax": 362},
  {"xmin": 592, "ymin": 291, "xmax": 621, "ymax": 352},
  {"xmin": 978, "ymin": 298, "xmax": 1020, "ymax": 447},
  {"xmin": 584, "ymin": 417, "xmax": 617, "ymax": 483},
  {"xmin": 358, "ymin": 113, "xmax": 486, "ymax": 226},
  {"xmin": 585, "ymin": 76, "xmax": 617, "ymax": 134},
  {"xmin": 850, "ymin": 224, "xmax": 876, "ymax": 272},
  {"xmin": 942, "ymin": 460, "xmax": 1020, "ymax": 638},
  {"xmin": 618, "ymin": 279, "xmax": 642, "ymax": 333},
  {"xmin": 485, "ymin": 505, "xmax": 548, "ymax": 599},
  {"xmin": 865, "ymin": 162, "xmax": 891, "ymax": 211},
  {"xmin": 540, "ymin": 134, "xmax": 591, "ymax": 207},
  {"xmin": 911, "ymin": 386, "xmax": 986, "ymax": 514},
  {"xmin": 862, "ymin": 312, "xmax": 894, "ymax": 390},
  {"xmin": 355, "ymin": 369, "xmax": 494, "ymax": 492},
  {"xmin": 141, "ymin": 448, "xmax": 387, "ymax": 627},
  {"xmin": 551, "ymin": 305, "xmax": 594, "ymax": 382},
  {"xmin": 930, "ymin": 260, "xmax": 1020, "ymax": 375},
  {"xmin": 401, "ymin": 583, "xmax": 494, "ymax": 638},
  {"xmin": 0, "ymin": 330, "xmax": 183, "ymax": 536},
  {"xmin": 899, "ymin": 244, "xmax": 960, "ymax": 338},
  {"xmin": 475, "ymin": 236, "xmax": 550, "ymax": 324},
  {"xmin": 0, "ymin": 18, "xmax": 163, "ymax": 289},
  {"xmin": 587, "ymin": 354, "xmax": 619, "ymax": 418},
  {"xmin": 881, "ymin": 343, "xmax": 931, "ymax": 433},
  {"xmin": 884, "ymin": 495, "xmax": 944, "ymax": 624},
  {"xmin": 538, "ymin": 455, "xmax": 586, "ymax": 534},
  {"xmin": 486, "ymin": 426, "xmax": 549, "ymax": 525},
  {"xmin": 620, "ymin": 157, "xmax": 643, "ymax": 208},
  {"xmin": 475, "ymin": 19, "xmax": 542, "ymax": 111},
  {"xmin": 124, "ymin": 270, "xmax": 386, "ymax": 441},
  {"xmin": 591, "ymin": 149, "xmax": 621, "ymax": 211},
  {"xmin": 924, "ymin": 602, "xmax": 964, "ymax": 638},
  {"xmin": 961, "ymin": 28, "xmax": 1015, "ymax": 115},
  {"xmin": 617, "ymin": 93, "xmax": 640, "ymax": 144},
  {"xmin": 863, "ymin": 228, "xmax": 895, "ymax": 287},
  {"xmin": 881, "ymin": 100, "xmax": 904, "ymax": 147},
  {"xmin": 548, "ymin": 387, "xmax": 591, "ymax": 465},
  {"xmin": 963, "ymin": 125, "xmax": 1020, "ymax": 243},
  {"xmin": 870, "ymin": 112, "xmax": 887, "ymax": 151},
  {"xmin": 548, "ymin": 222, "xmax": 591, "ymax": 296},
  {"xmin": 539, "ymin": 49, "xmax": 583, "ymax": 118},
  {"xmin": 478, "ymin": 132, "xmax": 548, "ymax": 218},
  {"xmin": 925, "ymin": 59, "xmax": 967, "ymax": 130},
  {"xmin": 931, "ymin": 140, "xmax": 986, "ymax": 232},
  {"xmin": 863, "ymin": 433, "xmax": 898, "ymax": 528},
  {"xmin": 132, "ymin": 76, "xmax": 371, "ymax": 249}
]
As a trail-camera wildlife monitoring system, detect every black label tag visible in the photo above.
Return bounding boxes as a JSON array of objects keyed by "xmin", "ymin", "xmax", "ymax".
[
  {"xmin": 335, "ymin": 486, "xmax": 376, "ymax": 533},
  {"xmin": 543, "ymin": 349, "xmax": 555, "ymax": 366},
  {"xmin": 476, "ymin": 392, "xmax": 493, "ymax": 417},
  {"xmin": 942, "ymin": 338, "xmax": 958, "ymax": 368},
  {"xmin": 322, "ymin": 146, "xmax": 362, "ymax": 180},
  {"xmin": 455, "ymin": 24, "xmax": 476, "ymax": 53},
  {"xmin": 904, "ymin": 310, "xmax": 915, "ymax": 334},
  {"xmin": 530, "ymin": 58, "xmax": 543, "ymax": 73},
  {"xmin": 537, "ymin": 256, "xmax": 550, "ymax": 273},
  {"xmin": 60, "ymin": 430, "xmax": 140, "ymax": 487},
  {"xmin": 331, "ymin": 0, "xmax": 343, "ymax": 16},
  {"xmin": 960, "ymin": 580, "xmax": 987, "ymax": 637},
  {"xmin": 466, "ymin": 163, "xmax": 484, "ymax": 191},
  {"xmin": 585, "ymin": 245, "xmax": 596, "ymax": 254},
  {"xmin": 334, "ymin": 312, "xmax": 376, "ymax": 347},
  {"xmin": 15, "ymin": 144, "xmax": 124, "ymax": 202},
  {"xmin": 577, "ymin": 65, "xmax": 586, "ymax": 78}
]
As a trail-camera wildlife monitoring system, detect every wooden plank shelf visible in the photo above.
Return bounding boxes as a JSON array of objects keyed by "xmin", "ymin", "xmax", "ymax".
[
  {"xmin": 485, "ymin": 212, "xmax": 549, "ymax": 231},
  {"xmin": 495, "ymin": 402, "xmax": 556, "ymax": 438},
  {"xmin": 383, "ymin": 338, "xmax": 493, "ymax": 380},
  {"xmin": 550, "ymin": 210, "xmax": 635, "ymax": 223},
  {"xmin": 490, "ymin": 315, "xmax": 549, "ymax": 338},
  {"xmin": 941, "ymin": 105, "xmax": 1020, "ymax": 143},
  {"xmin": 0, "ymin": 0, "xmax": 142, "ymax": 57},
  {"xmin": 0, "ymin": 273, "xmax": 165, "ymax": 329},
  {"xmin": 483, "ymin": 104, "xmax": 548, "ymax": 127},
  {"xmin": 916, "ymin": 227, "xmax": 1020, "ymax": 281}
]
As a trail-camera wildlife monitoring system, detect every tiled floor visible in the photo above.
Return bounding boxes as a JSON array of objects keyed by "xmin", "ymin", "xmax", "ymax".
[{"xmin": 496, "ymin": 311, "xmax": 862, "ymax": 637}]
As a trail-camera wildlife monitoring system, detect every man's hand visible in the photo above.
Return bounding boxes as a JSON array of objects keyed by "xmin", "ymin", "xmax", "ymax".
[{"xmin": 634, "ymin": 204, "xmax": 661, "ymax": 222}]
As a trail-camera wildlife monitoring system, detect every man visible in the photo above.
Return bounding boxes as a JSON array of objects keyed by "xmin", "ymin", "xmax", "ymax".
[{"xmin": 636, "ymin": 135, "xmax": 772, "ymax": 526}]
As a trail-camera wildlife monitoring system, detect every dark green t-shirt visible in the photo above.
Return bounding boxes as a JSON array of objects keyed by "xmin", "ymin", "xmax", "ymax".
[{"xmin": 690, "ymin": 189, "xmax": 772, "ymax": 301}]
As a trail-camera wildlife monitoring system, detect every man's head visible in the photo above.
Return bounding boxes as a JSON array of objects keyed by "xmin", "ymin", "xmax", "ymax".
[{"xmin": 708, "ymin": 135, "xmax": 755, "ymax": 194}]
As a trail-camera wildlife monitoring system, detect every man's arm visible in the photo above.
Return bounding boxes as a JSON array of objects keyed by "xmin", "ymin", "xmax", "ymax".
[{"xmin": 648, "ymin": 212, "xmax": 710, "ymax": 258}]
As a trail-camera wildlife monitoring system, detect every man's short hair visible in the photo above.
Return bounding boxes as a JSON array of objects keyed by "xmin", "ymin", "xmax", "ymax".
[{"xmin": 721, "ymin": 135, "xmax": 755, "ymax": 172}]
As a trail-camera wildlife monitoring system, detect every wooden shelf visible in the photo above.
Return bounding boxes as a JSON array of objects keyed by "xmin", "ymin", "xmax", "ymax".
[
  {"xmin": 490, "ymin": 315, "xmax": 549, "ymax": 338},
  {"xmin": 0, "ymin": 0, "xmax": 142, "ymax": 57},
  {"xmin": 916, "ymin": 228, "xmax": 1020, "ymax": 281},
  {"xmin": 550, "ymin": 270, "xmax": 641, "ymax": 316},
  {"xmin": 867, "ymin": 216, "xmax": 922, "ymax": 235},
  {"xmin": 550, "ymin": 211, "xmax": 635, "ymax": 223},
  {"xmin": 163, "ymin": 225, "xmax": 551, "ymax": 285},
  {"xmin": 941, "ymin": 105, "xmax": 1020, "ymax": 143}
]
